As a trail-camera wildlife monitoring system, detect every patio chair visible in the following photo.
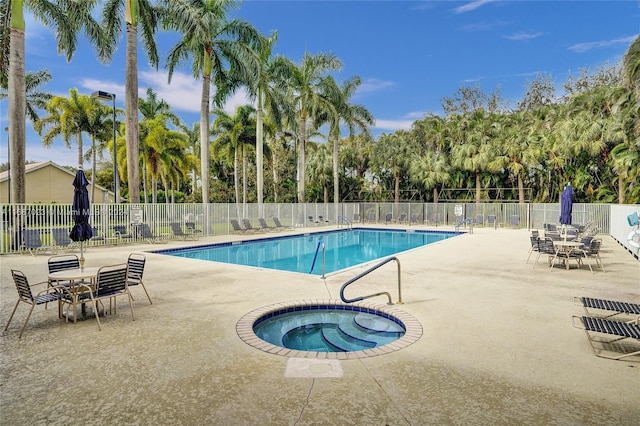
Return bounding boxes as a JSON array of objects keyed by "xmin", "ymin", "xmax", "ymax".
[
  {"xmin": 258, "ymin": 218, "xmax": 277, "ymax": 232},
  {"xmin": 318, "ymin": 215, "xmax": 330, "ymax": 225},
  {"xmin": 4, "ymin": 269, "xmax": 67, "ymax": 339},
  {"xmin": 127, "ymin": 253, "xmax": 152, "ymax": 305},
  {"xmin": 385, "ymin": 213, "xmax": 393, "ymax": 225},
  {"xmin": 170, "ymin": 222, "xmax": 199, "ymax": 241},
  {"xmin": 21, "ymin": 229, "xmax": 52, "ymax": 256},
  {"xmin": 525, "ymin": 232, "xmax": 541, "ymax": 264},
  {"xmin": 532, "ymin": 238, "xmax": 558, "ymax": 269},
  {"xmin": 138, "ymin": 223, "xmax": 169, "ymax": 243},
  {"xmin": 431, "ymin": 213, "xmax": 441, "ymax": 227},
  {"xmin": 572, "ymin": 316, "xmax": 640, "ymax": 361},
  {"xmin": 51, "ymin": 228, "xmax": 77, "ymax": 252},
  {"xmin": 353, "ymin": 213, "xmax": 361, "ymax": 223},
  {"xmin": 113, "ymin": 225, "xmax": 134, "ymax": 242},
  {"xmin": 367, "ymin": 212, "xmax": 376, "ymax": 223},
  {"xmin": 571, "ymin": 239, "xmax": 605, "ymax": 273},
  {"xmin": 308, "ymin": 216, "xmax": 319, "ymax": 225},
  {"xmin": 63, "ymin": 263, "xmax": 134, "ymax": 331},
  {"xmin": 574, "ymin": 297, "xmax": 640, "ymax": 321},
  {"xmin": 410, "ymin": 213, "xmax": 420, "ymax": 225},
  {"xmin": 474, "ymin": 214, "xmax": 484, "ymax": 226},
  {"xmin": 398, "ymin": 213, "xmax": 408, "ymax": 224},
  {"xmin": 510, "ymin": 215, "xmax": 520, "ymax": 227}
]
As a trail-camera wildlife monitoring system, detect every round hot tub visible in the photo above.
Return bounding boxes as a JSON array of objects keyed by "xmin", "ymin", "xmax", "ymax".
[{"xmin": 236, "ymin": 300, "xmax": 422, "ymax": 359}]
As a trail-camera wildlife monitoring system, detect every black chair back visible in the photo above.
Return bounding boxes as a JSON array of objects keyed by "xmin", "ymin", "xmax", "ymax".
[
  {"xmin": 95, "ymin": 265, "xmax": 128, "ymax": 297},
  {"xmin": 127, "ymin": 254, "xmax": 146, "ymax": 284},
  {"xmin": 11, "ymin": 270, "xmax": 35, "ymax": 302},
  {"xmin": 48, "ymin": 254, "xmax": 80, "ymax": 274}
]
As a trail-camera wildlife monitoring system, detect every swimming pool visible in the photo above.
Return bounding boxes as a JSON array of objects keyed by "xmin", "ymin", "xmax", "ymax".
[{"xmin": 157, "ymin": 228, "xmax": 459, "ymax": 275}]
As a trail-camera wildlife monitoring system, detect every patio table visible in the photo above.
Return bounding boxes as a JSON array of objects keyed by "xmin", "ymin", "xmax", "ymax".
[
  {"xmin": 553, "ymin": 241, "xmax": 584, "ymax": 270},
  {"xmin": 49, "ymin": 267, "xmax": 101, "ymax": 321}
]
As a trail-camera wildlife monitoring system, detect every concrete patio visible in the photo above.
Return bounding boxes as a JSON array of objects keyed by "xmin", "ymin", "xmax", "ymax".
[{"xmin": 1, "ymin": 226, "xmax": 639, "ymax": 425}]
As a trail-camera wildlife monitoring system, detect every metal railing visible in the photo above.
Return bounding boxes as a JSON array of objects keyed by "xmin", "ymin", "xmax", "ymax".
[
  {"xmin": 338, "ymin": 215, "xmax": 352, "ymax": 229},
  {"xmin": 309, "ymin": 238, "xmax": 326, "ymax": 278},
  {"xmin": 339, "ymin": 256, "xmax": 402, "ymax": 305},
  {"xmin": 0, "ymin": 201, "xmax": 619, "ymax": 255}
]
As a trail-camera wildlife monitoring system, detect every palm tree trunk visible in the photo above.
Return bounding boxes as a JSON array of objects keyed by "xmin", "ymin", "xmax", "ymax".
[
  {"xmin": 234, "ymin": 149, "xmax": 240, "ymax": 218},
  {"xmin": 77, "ymin": 134, "xmax": 83, "ymax": 167},
  {"xmin": 91, "ymin": 134, "xmax": 96, "ymax": 203},
  {"xmin": 256, "ymin": 95, "xmax": 264, "ymax": 206},
  {"xmin": 395, "ymin": 171, "xmax": 400, "ymax": 204},
  {"xmin": 618, "ymin": 175, "xmax": 625, "ymax": 204},
  {"xmin": 8, "ymin": 9, "xmax": 26, "ymax": 204},
  {"xmin": 475, "ymin": 171, "xmax": 481, "ymax": 204},
  {"xmin": 142, "ymin": 159, "xmax": 148, "ymax": 203},
  {"xmin": 242, "ymin": 147, "xmax": 248, "ymax": 217},
  {"xmin": 518, "ymin": 173, "xmax": 525, "ymax": 204},
  {"xmin": 125, "ymin": 19, "xmax": 140, "ymax": 203},
  {"xmin": 298, "ymin": 115, "xmax": 306, "ymax": 203},
  {"xmin": 200, "ymin": 77, "xmax": 211, "ymax": 203},
  {"xmin": 333, "ymin": 137, "xmax": 339, "ymax": 203}
]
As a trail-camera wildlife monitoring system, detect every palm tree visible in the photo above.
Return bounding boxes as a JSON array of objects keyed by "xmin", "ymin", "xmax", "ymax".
[
  {"xmin": 372, "ymin": 131, "xmax": 416, "ymax": 205},
  {"xmin": 271, "ymin": 52, "xmax": 343, "ymax": 202},
  {"xmin": 178, "ymin": 122, "xmax": 201, "ymax": 199},
  {"xmin": 410, "ymin": 150, "xmax": 451, "ymax": 203},
  {"xmin": 306, "ymin": 143, "xmax": 332, "ymax": 203},
  {"xmin": 0, "ymin": 69, "xmax": 53, "ymax": 122},
  {"xmin": 211, "ymin": 105, "xmax": 257, "ymax": 216},
  {"xmin": 161, "ymin": 0, "xmax": 263, "ymax": 206},
  {"xmin": 34, "ymin": 88, "xmax": 98, "ymax": 166},
  {"xmin": 101, "ymin": 0, "xmax": 162, "ymax": 203},
  {"xmin": 321, "ymin": 75, "xmax": 373, "ymax": 205},
  {"xmin": 5, "ymin": 0, "xmax": 105, "ymax": 203}
]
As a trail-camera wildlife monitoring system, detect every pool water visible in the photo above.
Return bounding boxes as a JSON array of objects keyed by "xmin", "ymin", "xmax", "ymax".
[
  {"xmin": 253, "ymin": 306, "xmax": 405, "ymax": 352},
  {"xmin": 159, "ymin": 228, "xmax": 458, "ymax": 275}
]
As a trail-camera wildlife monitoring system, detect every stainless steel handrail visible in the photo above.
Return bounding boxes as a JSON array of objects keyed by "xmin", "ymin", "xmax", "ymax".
[
  {"xmin": 338, "ymin": 215, "xmax": 352, "ymax": 229},
  {"xmin": 339, "ymin": 256, "xmax": 402, "ymax": 305}
]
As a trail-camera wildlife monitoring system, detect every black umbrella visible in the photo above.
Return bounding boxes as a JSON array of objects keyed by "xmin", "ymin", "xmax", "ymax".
[
  {"xmin": 70, "ymin": 168, "xmax": 93, "ymax": 267},
  {"xmin": 559, "ymin": 183, "xmax": 574, "ymax": 226}
]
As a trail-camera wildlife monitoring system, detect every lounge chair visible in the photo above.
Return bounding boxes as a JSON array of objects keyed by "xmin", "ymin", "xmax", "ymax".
[
  {"xmin": 272, "ymin": 217, "xmax": 290, "ymax": 230},
  {"xmin": 51, "ymin": 228, "xmax": 77, "ymax": 252},
  {"xmin": 318, "ymin": 215, "xmax": 330, "ymax": 225},
  {"xmin": 90, "ymin": 226, "xmax": 105, "ymax": 245},
  {"xmin": 367, "ymin": 212, "xmax": 376, "ymax": 223},
  {"xmin": 431, "ymin": 213, "xmax": 441, "ymax": 227},
  {"xmin": 398, "ymin": 213, "xmax": 408, "ymax": 224},
  {"xmin": 242, "ymin": 219, "xmax": 262, "ymax": 232},
  {"xmin": 4, "ymin": 269, "xmax": 67, "ymax": 339},
  {"xmin": 170, "ymin": 222, "xmax": 199, "ymax": 241},
  {"xmin": 474, "ymin": 214, "xmax": 484, "ymax": 226},
  {"xmin": 410, "ymin": 213, "xmax": 420, "ymax": 225},
  {"xmin": 258, "ymin": 218, "xmax": 277, "ymax": 232},
  {"xmin": 308, "ymin": 216, "xmax": 319, "ymax": 226},
  {"xmin": 487, "ymin": 215, "xmax": 497, "ymax": 229},
  {"xmin": 230, "ymin": 219, "xmax": 247, "ymax": 233},
  {"xmin": 113, "ymin": 225, "xmax": 134, "ymax": 242},
  {"xmin": 137, "ymin": 223, "xmax": 169, "ymax": 243},
  {"xmin": 510, "ymin": 215, "xmax": 520, "ymax": 227},
  {"xmin": 385, "ymin": 213, "xmax": 392, "ymax": 225},
  {"xmin": 572, "ymin": 316, "xmax": 640, "ymax": 361},
  {"xmin": 574, "ymin": 297, "xmax": 640, "ymax": 321},
  {"xmin": 185, "ymin": 221, "xmax": 202, "ymax": 235},
  {"xmin": 21, "ymin": 229, "xmax": 53, "ymax": 256}
]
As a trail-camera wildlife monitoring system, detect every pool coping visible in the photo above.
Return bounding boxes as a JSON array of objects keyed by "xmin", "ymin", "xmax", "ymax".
[{"xmin": 236, "ymin": 299, "xmax": 423, "ymax": 359}]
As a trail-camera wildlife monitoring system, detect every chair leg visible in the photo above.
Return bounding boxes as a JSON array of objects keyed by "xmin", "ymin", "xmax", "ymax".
[
  {"xmin": 139, "ymin": 281, "xmax": 152, "ymax": 305},
  {"xmin": 18, "ymin": 304, "xmax": 37, "ymax": 339},
  {"xmin": 3, "ymin": 300, "xmax": 22, "ymax": 334}
]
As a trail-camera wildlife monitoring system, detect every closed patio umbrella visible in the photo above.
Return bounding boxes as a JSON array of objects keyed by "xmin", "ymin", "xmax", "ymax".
[
  {"xmin": 70, "ymin": 168, "xmax": 93, "ymax": 267},
  {"xmin": 559, "ymin": 183, "xmax": 574, "ymax": 226}
]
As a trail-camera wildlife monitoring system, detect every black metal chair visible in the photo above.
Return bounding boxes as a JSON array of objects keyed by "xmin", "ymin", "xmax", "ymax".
[
  {"xmin": 113, "ymin": 225, "xmax": 134, "ymax": 242},
  {"xmin": 4, "ymin": 270, "xmax": 66, "ymax": 339},
  {"xmin": 138, "ymin": 223, "xmax": 169, "ymax": 243},
  {"xmin": 127, "ymin": 253, "xmax": 152, "ymax": 304},
  {"xmin": 21, "ymin": 229, "xmax": 51, "ymax": 256},
  {"xmin": 258, "ymin": 218, "xmax": 276, "ymax": 232}
]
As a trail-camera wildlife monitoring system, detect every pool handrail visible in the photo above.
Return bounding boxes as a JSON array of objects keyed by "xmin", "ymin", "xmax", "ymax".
[
  {"xmin": 340, "ymin": 256, "xmax": 402, "ymax": 305},
  {"xmin": 309, "ymin": 238, "xmax": 325, "ymax": 277},
  {"xmin": 338, "ymin": 216, "xmax": 353, "ymax": 229}
]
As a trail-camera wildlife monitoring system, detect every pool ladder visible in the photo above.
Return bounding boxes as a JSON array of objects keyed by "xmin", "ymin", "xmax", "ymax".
[
  {"xmin": 340, "ymin": 256, "xmax": 403, "ymax": 305},
  {"xmin": 338, "ymin": 216, "xmax": 352, "ymax": 229}
]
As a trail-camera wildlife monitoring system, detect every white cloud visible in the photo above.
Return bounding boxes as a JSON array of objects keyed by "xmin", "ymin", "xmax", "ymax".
[
  {"xmin": 568, "ymin": 35, "xmax": 638, "ymax": 53},
  {"xmin": 373, "ymin": 118, "xmax": 414, "ymax": 132},
  {"xmin": 453, "ymin": 0, "xmax": 500, "ymax": 14},
  {"xmin": 504, "ymin": 32, "xmax": 544, "ymax": 41},
  {"xmin": 358, "ymin": 78, "xmax": 395, "ymax": 94}
]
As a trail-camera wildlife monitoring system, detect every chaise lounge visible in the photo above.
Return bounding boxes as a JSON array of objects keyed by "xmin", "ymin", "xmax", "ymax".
[{"xmin": 573, "ymin": 315, "xmax": 640, "ymax": 361}]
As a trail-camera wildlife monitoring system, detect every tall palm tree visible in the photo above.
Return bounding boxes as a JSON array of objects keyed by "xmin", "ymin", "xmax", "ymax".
[
  {"xmin": 410, "ymin": 150, "xmax": 451, "ymax": 203},
  {"xmin": 321, "ymin": 75, "xmax": 373, "ymax": 205},
  {"xmin": 5, "ymin": 0, "xmax": 105, "ymax": 203},
  {"xmin": 211, "ymin": 105, "xmax": 256, "ymax": 215},
  {"xmin": 178, "ymin": 121, "xmax": 201, "ymax": 198},
  {"xmin": 372, "ymin": 131, "xmax": 415, "ymax": 205},
  {"xmin": 271, "ymin": 52, "xmax": 343, "ymax": 203},
  {"xmin": 161, "ymin": 0, "xmax": 262, "ymax": 206},
  {"xmin": 102, "ymin": 0, "xmax": 162, "ymax": 203},
  {"xmin": 0, "ymin": 69, "xmax": 52, "ymax": 122},
  {"xmin": 306, "ymin": 143, "xmax": 332, "ymax": 203}
]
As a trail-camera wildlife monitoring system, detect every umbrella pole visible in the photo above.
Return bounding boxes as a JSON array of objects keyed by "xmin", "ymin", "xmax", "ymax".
[{"xmin": 80, "ymin": 242, "xmax": 85, "ymax": 270}]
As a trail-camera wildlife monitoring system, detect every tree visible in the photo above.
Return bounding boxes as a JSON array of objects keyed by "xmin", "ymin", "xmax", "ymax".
[
  {"xmin": 101, "ymin": 0, "xmax": 162, "ymax": 203},
  {"xmin": 5, "ymin": 0, "xmax": 105, "ymax": 203},
  {"xmin": 162, "ymin": 0, "xmax": 262, "ymax": 207},
  {"xmin": 271, "ymin": 52, "xmax": 342, "ymax": 202}
]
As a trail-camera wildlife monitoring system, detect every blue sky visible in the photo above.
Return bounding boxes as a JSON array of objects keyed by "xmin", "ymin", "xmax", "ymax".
[{"xmin": 1, "ymin": 0, "xmax": 638, "ymax": 168}]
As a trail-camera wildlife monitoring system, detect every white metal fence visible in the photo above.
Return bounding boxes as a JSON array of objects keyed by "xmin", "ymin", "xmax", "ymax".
[{"xmin": 0, "ymin": 201, "xmax": 625, "ymax": 255}]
